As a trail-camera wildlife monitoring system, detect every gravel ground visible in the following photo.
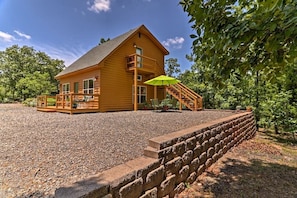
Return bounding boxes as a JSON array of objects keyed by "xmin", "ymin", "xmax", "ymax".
[{"xmin": 0, "ymin": 104, "xmax": 236, "ymax": 198}]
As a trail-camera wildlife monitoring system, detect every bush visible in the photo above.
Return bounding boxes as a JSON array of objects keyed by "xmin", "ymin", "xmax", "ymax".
[
  {"xmin": 47, "ymin": 98, "xmax": 56, "ymax": 106},
  {"xmin": 23, "ymin": 98, "xmax": 37, "ymax": 107}
]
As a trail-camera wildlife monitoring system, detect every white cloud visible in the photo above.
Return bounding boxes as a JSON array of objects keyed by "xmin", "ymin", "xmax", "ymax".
[
  {"xmin": 162, "ymin": 37, "xmax": 185, "ymax": 49},
  {"xmin": 14, "ymin": 30, "xmax": 31, "ymax": 40},
  {"xmin": 0, "ymin": 39, "xmax": 83, "ymax": 66},
  {"xmin": 0, "ymin": 31, "xmax": 15, "ymax": 42},
  {"xmin": 35, "ymin": 44, "xmax": 85, "ymax": 66},
  {"xmin": 88, "ymin": 0, "xmax": 111, "ymax": 13}
]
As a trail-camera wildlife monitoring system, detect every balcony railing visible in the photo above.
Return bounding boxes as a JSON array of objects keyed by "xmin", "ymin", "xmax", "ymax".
[{"xmin": 126, "ymin": 54, "xmax": 158, "ymax": 73}]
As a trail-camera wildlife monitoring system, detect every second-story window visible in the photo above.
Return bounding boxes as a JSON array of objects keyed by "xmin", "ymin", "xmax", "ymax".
[{"xmin": 136, "ymin": 47, "xmax": 143, "ymax": 68}]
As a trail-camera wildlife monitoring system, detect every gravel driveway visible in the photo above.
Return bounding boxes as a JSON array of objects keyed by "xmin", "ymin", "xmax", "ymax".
[{"xmin": 0, "ymin": 104, "xmax": 236, "ymax": 197}]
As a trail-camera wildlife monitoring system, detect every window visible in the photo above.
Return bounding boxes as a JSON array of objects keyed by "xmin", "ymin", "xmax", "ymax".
[
  {"xmin": 136, "ymin": 47, "xmax": 143, "ymax": 68},
  {"xmin": 132, "ymin": 86, "xmax": 147, "ymax": 104},
  {"xmin": 74, "ymin": 82, "xmax": 79, "ymax": 94},
  {"xmin": 83, "ymin": 79, "xmax": 94, "ymax": 94},
  {"xmin": 137, "ymin": 75, "xmax": 142, "ymax": 81},
  {"xmin": 62, "ymin": 83, "xmax": 70, "ymax": 94}
]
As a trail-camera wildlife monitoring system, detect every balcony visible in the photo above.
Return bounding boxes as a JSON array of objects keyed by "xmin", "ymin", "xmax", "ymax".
[{"xmin": 126, "ymin": 54, "xmax": 158, "ymax": 74}]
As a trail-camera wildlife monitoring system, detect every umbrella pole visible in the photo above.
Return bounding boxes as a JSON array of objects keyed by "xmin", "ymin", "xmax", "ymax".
[{"xmin": 154, "ymin": 86, "xmax": 157, "ymax": 99}]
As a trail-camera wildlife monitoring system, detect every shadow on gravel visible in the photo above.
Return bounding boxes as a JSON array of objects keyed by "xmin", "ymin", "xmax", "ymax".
[
  {"xmin": 54, "ymin": 175, "xmax": 107, "ymax": 198},
  {"xmin": 13, "ymin": 175, "xmax": 106, "ymax": 198},
  {"xmin": 195, "ymin": 158, "xmax": 297, "ymax": 198}
]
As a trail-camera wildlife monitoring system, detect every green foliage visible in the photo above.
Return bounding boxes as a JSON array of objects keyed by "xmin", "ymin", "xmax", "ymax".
[
  {"xmin": 179, "ymin": 0, "xmax": 297, "ymax": 134},
  {"xmin": 185, "ymin": 182, "xmax": 191, "ymax": 188},
  {"xmin": 165, "ymin": 58, "xmax": 181, "ymax": 77},
  {"xmin": 16, "ymin": 72, "xmax": 56, "ymax": 99},
  {"xmin": 47, "ymin": 97, "xmax": 56, "ymax": 106},
  {"xmin": 0, "ymin": 45, "xmax": 65, "ymax": 101},
  {"xmin": 98, "ymin": 38, "xmax": 110, "ymax": 45},
  {"xmin": 179, "ymin": 54, "xmax": 297, "ymax": 134},
  {"xmin": 180, "ymin": 0, "xmax": 297, "ymax": 81},
  {"xmin": 22, "ymin": 98, "xmax": 37, "ymax": 107}
]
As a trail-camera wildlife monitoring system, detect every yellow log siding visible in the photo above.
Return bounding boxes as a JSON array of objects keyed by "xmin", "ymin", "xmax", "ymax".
[
  {"xmin": 99, "ymin": 32, "xmax": 166, "ymax": 112},
  {"xmin": 54, "ymin": 26, "xmax": 167, "ymax": 112},
  {"xmin": 58, "ymin": 68, "xmax": 100, "ymax": 94}
]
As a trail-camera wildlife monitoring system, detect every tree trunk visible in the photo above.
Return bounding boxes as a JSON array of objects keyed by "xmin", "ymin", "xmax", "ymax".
[
  {"xmin": 255, "ymin": 71, "xmax": 260, "ymax": 130},
  {"xmin": 274, "ymin": 124, "xmax": 280, "ymax": 134}
]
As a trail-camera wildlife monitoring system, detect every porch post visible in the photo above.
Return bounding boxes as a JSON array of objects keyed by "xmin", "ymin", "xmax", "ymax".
[
  {"xmin": 45, "ymin": 95, "xmax": 48, "ymax": 107},
  {"xmin": 134, "ymin": 68, "xmax": 138, "ymax": 111},
  {"xmin": 154, "ymin": 86, "xmax": 157, "ymax": 99}
]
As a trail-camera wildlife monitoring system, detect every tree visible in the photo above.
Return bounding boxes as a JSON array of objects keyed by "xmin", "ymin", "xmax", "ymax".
[
  {"xmin": 0, "ymin": 45, "xmax": 65, "ymax": 101},
  {"xmin": 165, "ymin": 58, "xmax": 181, "ymax": 77},
  {"xmin": 180, "ymin": 0, "xmax": 297, "ymax": 131},
  {"xmin": 98, "ymin": 38, "xmax": 110, "ymax": 45},
  {"xmin": 180, "ymin": 0, "xmax": 297, "ymax": 80},
  {"xmin": 16, "ymin": 72, "xmax": 56, "ymax": 100}
]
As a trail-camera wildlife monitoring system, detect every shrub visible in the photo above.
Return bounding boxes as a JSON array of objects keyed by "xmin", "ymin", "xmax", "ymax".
[
  {"xmin": 23, "ymin": 98, "xmax": 37, "ymax": 107},
  {"xmin": 47, "ymin": 98, "xmax": 56, "ymax": 106}
]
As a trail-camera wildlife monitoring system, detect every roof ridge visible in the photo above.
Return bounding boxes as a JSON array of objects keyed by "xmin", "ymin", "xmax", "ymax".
[{"xmin": 55, "ymin": 26, "xmax": 141, "ymax": 78}]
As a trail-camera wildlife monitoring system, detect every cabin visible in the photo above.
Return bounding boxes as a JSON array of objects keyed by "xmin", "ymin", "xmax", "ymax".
[{"xmin": 37, "ymin": 25, "xmax": 203, "ymax": 114}]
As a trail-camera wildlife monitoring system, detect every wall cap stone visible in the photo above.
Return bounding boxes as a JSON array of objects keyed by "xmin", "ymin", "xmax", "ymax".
[{"xmin": 147, "ymin": 112, "xmax": 252, "ymax": 150}]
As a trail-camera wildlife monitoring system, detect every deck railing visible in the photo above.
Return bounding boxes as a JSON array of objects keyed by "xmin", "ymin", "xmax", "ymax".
[
  {"xmin": 56, "ymin": 93, "xmax": 100, "ymax": 110},
  {"xmin": 37, "ymin": 93, "xmax": 100, "ymax": 113},
  {"xmin": 37, "ymin": 95, "xmax": 56, "ymax": 108},
  {"xmin": 126, "ymin": 54, "xmax": 158, "ymax": 73}
]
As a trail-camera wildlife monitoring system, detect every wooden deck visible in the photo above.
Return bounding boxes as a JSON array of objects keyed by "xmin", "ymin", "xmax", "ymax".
[
  {"xmin": 37, "ymin": 106, "xmax": 57, "ymax": 112},
  {"xmin": 37, "ymin": 94, "xmax": 100, "ymax": 114}
]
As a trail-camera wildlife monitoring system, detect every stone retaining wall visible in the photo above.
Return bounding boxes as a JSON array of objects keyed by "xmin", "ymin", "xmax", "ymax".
[{"xmin": 55, "ymin": 112, "xmax": 256, "ymax": 198}]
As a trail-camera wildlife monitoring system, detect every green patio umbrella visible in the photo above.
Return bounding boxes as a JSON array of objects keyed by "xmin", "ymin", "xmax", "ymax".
[
  {"xmin": 144, "ymin": 75, "xmax": 181, "ymax": 111},
  {"xmin": 144, "ymin": 75, "xmax": 180, "ymax": 86}
]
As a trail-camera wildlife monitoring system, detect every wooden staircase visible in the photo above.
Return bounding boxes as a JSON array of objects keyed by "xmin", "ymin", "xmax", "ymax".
[{"xmin": 166, "ymin": 83, "xmax": 203, "ymax": 111}]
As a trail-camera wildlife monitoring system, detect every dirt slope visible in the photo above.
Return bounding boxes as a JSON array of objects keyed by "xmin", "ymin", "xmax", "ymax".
[{"xmin": 177, "ymin": 131, "xmax": 297, "ymax": 198}]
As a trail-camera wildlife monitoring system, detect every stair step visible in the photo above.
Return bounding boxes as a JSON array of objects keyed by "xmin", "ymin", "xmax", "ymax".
[{"xmin": 166, "ymin": 84, "xmax": 202, "ymax": 111}]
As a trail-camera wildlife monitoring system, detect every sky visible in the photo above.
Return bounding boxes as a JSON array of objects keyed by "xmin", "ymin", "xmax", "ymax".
[{"xmin": 0, "ymin": 0, "xmax": 194, "ymax": 72}]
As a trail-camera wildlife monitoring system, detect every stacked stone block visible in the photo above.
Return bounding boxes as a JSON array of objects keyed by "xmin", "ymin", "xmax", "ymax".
[{"xmin": 55, "ymin": 112, "xmax": 256, "ymax": 198}]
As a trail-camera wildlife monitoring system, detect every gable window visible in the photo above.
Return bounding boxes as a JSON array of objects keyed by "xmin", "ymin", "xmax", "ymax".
[
  {"xmin": 83, "ymin": 79, "xmax": 94, "ymax": 95},
  {"xmin": 132, "ymin": 85, "xmax": 147, "ymax": 104},
  {"xmin": 62, "ymin": 83, "xmax": 70, "ymax": 94}
]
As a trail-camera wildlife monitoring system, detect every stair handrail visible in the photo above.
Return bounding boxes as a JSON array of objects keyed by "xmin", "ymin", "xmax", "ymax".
[
  {"xmin": 167, "ymin": 84, "xmax": 197, "ymax": 110},
  {"xmin": 175, "ymin": 83, "xmax": 202, "ymax": 99},
  {"xmin": 170, "ymin": 83, "xmax": 200, "ymax": 103},
  {"xmin": 167, "ymin": 82, "xmax": 203, "ymax": 110}
]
